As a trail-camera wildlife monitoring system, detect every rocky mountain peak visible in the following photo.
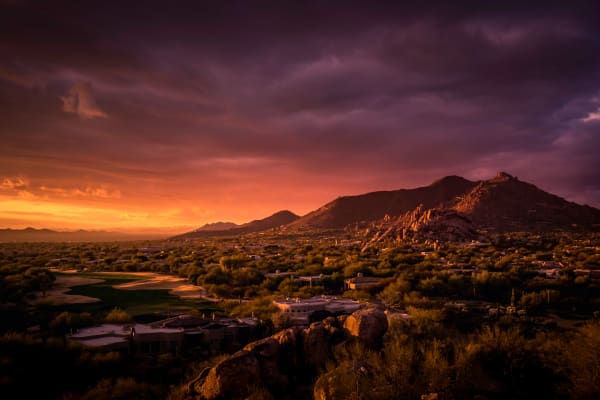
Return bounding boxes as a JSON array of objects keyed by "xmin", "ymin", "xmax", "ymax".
[{"xmin": 492, "ymin": 171, "xmax": 515, "ymax": 182}]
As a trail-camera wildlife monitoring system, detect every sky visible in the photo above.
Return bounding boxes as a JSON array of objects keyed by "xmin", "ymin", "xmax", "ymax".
[{"xmin": 1, "ymin": 1, "xmax": 600, "ymax": 233}]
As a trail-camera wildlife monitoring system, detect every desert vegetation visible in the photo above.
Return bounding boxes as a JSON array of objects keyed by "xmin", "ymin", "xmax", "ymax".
[{"xmin": 1, "ymin": 230, "xmax": 599, "ymax": 399}]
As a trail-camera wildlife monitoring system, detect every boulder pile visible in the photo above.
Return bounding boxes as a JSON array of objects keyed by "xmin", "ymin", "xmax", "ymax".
[{"xmin": 188, "ymin": 306, "xmax": 389, "ymax": 399}]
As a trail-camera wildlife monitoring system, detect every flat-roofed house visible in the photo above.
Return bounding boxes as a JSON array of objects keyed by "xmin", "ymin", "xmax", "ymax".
[
  {"xmin": 273, "ymin": 296, "xmax": 363, "ymax": 324},
  {"xmin": 344, "ymin": 273, "xmax": 384, "ymax": 290}
]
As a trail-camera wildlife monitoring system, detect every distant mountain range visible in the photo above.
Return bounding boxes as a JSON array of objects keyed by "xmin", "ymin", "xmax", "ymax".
[
  {"xmin": 0, "ymin": 228, "xmax": 167, "ymax": 242},
  {"xmin": 9, "ymin": 172, "xmax": 599, "ymax": 242},
  {"xmin": 172, "ymin": 210, "xmax": 300, "ymax": 239},
  {"xmin": 176, "ymin": 172, "xmax": 600, "ymax": 240}
]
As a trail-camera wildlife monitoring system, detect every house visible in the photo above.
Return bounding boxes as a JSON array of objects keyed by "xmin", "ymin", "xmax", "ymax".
[
  {"xmin": 69, "ymin": 314, "xmax": 259, "ymax": 354},
  {"xmin": 537, "ymin": 268, "xmax": 561, "ymax": 279},
  {"xmin": 69, "ymin": 323, "xmax": 183, "ymax": 353},
  {"xmin": 344, "ymin": 273, "xmax": 384, "ymax": 290},
  {"xmin": 297, "ymin": 274, "xmax": 324, "ymax": 286},
  {"xmin": 273, "ymin": 296, "xmax": 363, "ymax": 324},
  {"xmin": 150, "ymin": 314, "xmax": 258, "ymax": 352}
]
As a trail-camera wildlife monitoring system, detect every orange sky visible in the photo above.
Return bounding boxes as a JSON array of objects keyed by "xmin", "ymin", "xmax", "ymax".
[
  {"xmin": 1, "ymin": 167, "xmax": 409, "ymax": 233},
  {"xmin": 0, "ymin": 173, "xmax": 343, "ymax": 233}
]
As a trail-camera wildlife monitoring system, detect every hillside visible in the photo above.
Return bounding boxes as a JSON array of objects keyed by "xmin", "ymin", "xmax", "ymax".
[
  {"xmin": 174, "ymin": 210, "xmax": 300, "ymax": 239},
  {"xmin": 454, "ymin": 172, "xmax": 600, "ymax": 231},
  {"xmin": 361, "ymin": 205, "xmax": 479, "ymax": 250},
  {"xmin": 193, "ymin": 222, "xmax": 239, "ymax": 232},
  {"xmin": 292, "ymin": 172, "xmax": 600, "ymax": 234},
  {"xmin": 175, "ymin": 172, "xmax": 600, "ymax": 240},
  {"xmin": 290, "ymin": 176, "xmax": 477, "ymax": 229}
]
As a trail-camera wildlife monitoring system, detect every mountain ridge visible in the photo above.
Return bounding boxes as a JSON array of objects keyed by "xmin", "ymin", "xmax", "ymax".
[
  {"xmin": 17, "ymin": 173, "xmax": 596, "ymax": 242},
  {"xmin": 193, "ymin": 222, "xmax": 239, "ymax": 232},
  {"xmin": 175, "ymin": 172, "xmax": 600, "ymax": 240},
  {"xmin": 453, "ymin": 172, "xmax": 600, "ymax": 231},
  {"xmin": 290, "ymin": 172, "xmax": 600, "ymax": 233},
  {"xmin": 0, "ymin": 228, "xmax": 167, "ymax": 242},
  {"xmin": 174, "ymin": 210, "xmax": 300, "ymax": 239},
  {"xmin": 289, "ymin": 175, "xmax": 477, "ymax": 229}
]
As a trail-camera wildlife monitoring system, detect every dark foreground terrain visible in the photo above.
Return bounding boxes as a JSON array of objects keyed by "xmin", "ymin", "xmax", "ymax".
[{"xmin": 1, "ymin": 227, "xmax": 599, "ymax": 399}]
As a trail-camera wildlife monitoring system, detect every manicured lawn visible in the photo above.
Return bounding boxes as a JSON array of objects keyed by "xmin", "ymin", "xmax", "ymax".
[{"xmin": 43, "ymin": 272, "xmax": 219, "ymax": 321}]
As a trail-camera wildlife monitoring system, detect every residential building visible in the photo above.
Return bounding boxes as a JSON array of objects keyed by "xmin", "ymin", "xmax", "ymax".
[
  {"xmin": 344, "ymin": 273, "xmax": 384, "ymax": 290},
  {"xmin": 69, "ymin": 314, "xmax": 259, "ymax": 354},
  {"xmin": 273, "ymin": 296, "xmax": 363, "ymax": 324}
]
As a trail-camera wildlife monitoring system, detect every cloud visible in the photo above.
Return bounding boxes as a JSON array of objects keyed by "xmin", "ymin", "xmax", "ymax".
[
  {"xmin": 40, "ymin": 185, "xmax": 121, "ymax": 199},
  {"xmin": 583, "ymin": 108, "xmax": 600, "ymax": 122},
  {"xmin": 0, "ymin": 176, "xmax": 36, "ymax": 199},
  {"xmin": 61, "ymin": 81, "xmax": 107, "ymax": 119},
  {"xmin": 1, "ymin": 176, "xmax": 28, "ymax": 190}
]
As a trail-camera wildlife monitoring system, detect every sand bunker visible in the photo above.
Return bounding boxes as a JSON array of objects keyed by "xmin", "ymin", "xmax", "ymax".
[
  {"xmin": 33, "ymin": 271, "xmax": 205, "ymax": 303},
  {"xmin": 112, "ymin": 274, "xmax": 205, "ymax": 299},
  {"xmin": 28, "ymin": 276, "xmax": 103, "ymax": 305}
]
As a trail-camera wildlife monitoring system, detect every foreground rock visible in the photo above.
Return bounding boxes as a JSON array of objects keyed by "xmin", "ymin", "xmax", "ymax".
[
  {"xmin": 343, "ymin": 306, "xmax": 388, "ymax": 347},
  {"xmin": 313, "ymin": 367, "xmax": 356, "ymax": 400},
  {"xmin": 197, "ymin": 350, "xmax": 260, "ymax": 399},
  {"xmin": 188, "ymin": 307, "xmax": 388, "ymax": 399}
]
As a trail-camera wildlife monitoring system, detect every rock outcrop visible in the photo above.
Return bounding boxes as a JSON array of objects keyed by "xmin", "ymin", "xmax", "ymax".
[
  {"xmin": 313, "ymin": 367, "xmax": 356, "ymax": 400},
  {"xmin": 188, "ymin": 307, "xmax": 389, "ymax": 399},
  {"xmin": 244, "ymin": 337, "xmax": 288, "ymax": 388},
  {"xmin": 197, "ymin": 350, "xmax": 260, "ymax": 399},
  {"xmin": 343, "ymin": 306, "xmax": 388, "ymax": 347},
  {"xmin": 361, "ymin": 205, "xmax": 479, "ymax": 251}
]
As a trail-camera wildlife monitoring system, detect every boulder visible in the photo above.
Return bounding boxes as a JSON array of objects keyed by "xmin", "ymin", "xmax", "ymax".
[
  {"xmin": 303, "ymin": 322, "xmax": 331, "ymax": 368},
  {"xmin": 244, "ymin": 336, "xmax": 280, "ymax": 358},
  {"xmin": 273, "ymin": 326, "xmax": 302, "ymax": 347},
  {"xmin": 343, "ymin": 306, "xmax": 388, "ymax": 346},
  {"xmin": 188, "ymin": 310, "xmax": 390, "ymax": 398},
  {"xmin": 196, "ymin": 350, "xmax": 260, "ymax": 399},
  {"xmin": 244, "ymin": 337, "xmax": 288, "ymax": 387},
  {"xmin": 313, "ymin": 367, "xmax": 355, "ymax": 400},
  {"xmin": 273, "ymin": 326, "xmax": 303, "ymax": 373}
]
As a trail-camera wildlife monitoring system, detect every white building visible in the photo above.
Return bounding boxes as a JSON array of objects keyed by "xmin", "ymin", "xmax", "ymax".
[
  {"xmin": 69, "ymin": 323, "xmax": 183, "ymax": 353},
  {"xmin": 273, "ymin": 296, "xmax": 363, "ymax": 324}
]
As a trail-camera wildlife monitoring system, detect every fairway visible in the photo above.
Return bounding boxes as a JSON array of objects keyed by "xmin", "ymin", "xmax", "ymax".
[{"xmin": 49, "ymin": 272, "xmax": 219, "ymax": 321}]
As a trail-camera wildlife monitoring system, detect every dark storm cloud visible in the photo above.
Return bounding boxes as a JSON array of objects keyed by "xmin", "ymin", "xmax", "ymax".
[{"xmin": 1, "ymin": 0, "xmax": 600, "ymax": 216}]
